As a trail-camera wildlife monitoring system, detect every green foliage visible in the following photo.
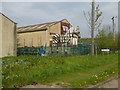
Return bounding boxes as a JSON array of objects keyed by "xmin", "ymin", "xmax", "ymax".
[
  {"xmin": 2, "ymin": 54, "xmax": 118, "ymax": 88},
  {"xmin": 79, "ymin": 38, "xmax": 91, "ymax": 43},
  {"xmin": 96, "ymin": 28, "xmax": 118, "ymax": 54},
  {"xmin": 76, "ymin": 67, "xmax": 117, "ymax": 88}
]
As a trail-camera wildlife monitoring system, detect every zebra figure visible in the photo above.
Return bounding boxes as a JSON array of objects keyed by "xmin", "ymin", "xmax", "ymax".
[
  {"xmin": 50, "ymin": 26, "xmax": 80, "ymax": 46},
  {"xmin": 50, "ymin": 33, "xmax": 60, "ymax": 45}
]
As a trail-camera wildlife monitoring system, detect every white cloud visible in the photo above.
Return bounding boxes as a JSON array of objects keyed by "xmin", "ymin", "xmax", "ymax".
[
  {"xmin": 99, "ymin": 2, "xmax": 118, "ymax": 30},
  {"xmin": 1, "ymin": 0, "xmax": 120, "ymax": 2},
  {"xmin": 1, "ymin": 2, "xmax": 118, "ymax": 38},
  {"xmin": 0, "ymin": 2, "xmax": 2, "ymax": 12},
  {"xmin": 2, "ymin": 3, "xmax": 33, "ymax": 17}
]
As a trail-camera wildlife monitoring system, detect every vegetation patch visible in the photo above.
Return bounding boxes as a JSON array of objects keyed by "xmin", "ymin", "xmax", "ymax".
[{"xmin": 2, "ymin": 53, "xmax": 118, "ymax": 88}]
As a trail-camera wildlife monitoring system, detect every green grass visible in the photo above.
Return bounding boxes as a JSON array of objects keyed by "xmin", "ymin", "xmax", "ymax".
[{"xmin": 2, "ymin": 53, "xmax": 118, "ymax": 88}]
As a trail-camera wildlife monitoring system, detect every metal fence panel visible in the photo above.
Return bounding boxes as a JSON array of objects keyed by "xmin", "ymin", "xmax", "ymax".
[{"xmin": 17, "ymin": 43, "xmax": 91, "ymax": 56}]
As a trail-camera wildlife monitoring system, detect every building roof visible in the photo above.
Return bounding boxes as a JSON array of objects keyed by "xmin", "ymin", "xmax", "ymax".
[
  {"xmin": 0, "ymin": 12, "xmax": 17, "ymax": 24},
  {"xmin": 17, "ymin": 19, "xmax": 71, "ymax": 33}
]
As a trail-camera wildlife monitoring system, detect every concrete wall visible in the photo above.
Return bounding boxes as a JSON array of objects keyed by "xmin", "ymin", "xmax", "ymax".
[
  {"xmin": 18, "ymin": 30, "xmax": 47, "ymax": 47},
  {"xmin": 0, "ymin": 14, "xmax": 2, "ymax": 58},
  {"xmin": 0, "ymin": 14, "xmax": 17, "ymax": 57},
  {"xmin": 62, "ymin": 19, "xmax": 71, "ymax": 24},
  {"xmin": 48, "ymin": 22, "xmax": 61, "ymax": 45},
  {"xmin": 17, "ymin": 19, "xmax": 71, "ymax": 47},
  {"xmin": 50, "ymin": 22, "xmax": 61, "ymax": 34},
  {"xmin": 18, "ymin": 22, "xmax": 61, "ymax": 47}
]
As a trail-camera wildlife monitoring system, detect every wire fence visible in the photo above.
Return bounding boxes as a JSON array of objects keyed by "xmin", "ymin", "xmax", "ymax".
[{"xmin": 17, "ymin": 43, "xmax": 92, "ymax": 56}]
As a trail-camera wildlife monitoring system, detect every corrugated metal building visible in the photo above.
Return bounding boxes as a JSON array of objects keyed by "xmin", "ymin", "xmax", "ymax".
[
  {"xmin": 17, "ymin": 19, "xmax": 72, "ymax": 47},
  {"xmin": 0, "ymin": 13, "xmax": 17, "ymax": 57}
]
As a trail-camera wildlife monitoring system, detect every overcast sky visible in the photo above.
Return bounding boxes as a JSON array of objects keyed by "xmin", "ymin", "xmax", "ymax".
[{"xmin": 1, "ymin": 1, "xmax": 118, "ymax": 38}]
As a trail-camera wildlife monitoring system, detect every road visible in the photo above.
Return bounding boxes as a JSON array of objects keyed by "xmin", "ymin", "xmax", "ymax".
[
  {"xmin": 21, "ymin": 77, "xmax": 119, "ymax": 89},
  {"xmin": 98, "ymin": 78, "xmax": 119, "ymax": 88},
  {"xmin": 88, "ymin": 77, "xmax": 119, "ymax": 89}
]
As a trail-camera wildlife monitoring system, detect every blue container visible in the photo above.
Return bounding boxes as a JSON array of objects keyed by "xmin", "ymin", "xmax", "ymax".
[{"xmin": 39, "ymin": 47, "xmax": 44, "ymax": 56}]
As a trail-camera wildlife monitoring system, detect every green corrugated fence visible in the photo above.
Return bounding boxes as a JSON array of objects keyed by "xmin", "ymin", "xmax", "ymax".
[{"xmin": 17, "ymin": 43, "xmax": 92, "ymax": 56}]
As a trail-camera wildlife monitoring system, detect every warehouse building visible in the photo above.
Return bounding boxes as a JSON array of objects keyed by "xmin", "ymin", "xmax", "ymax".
[
  {"xmin": 0, "ymin": 13, "xmax": 17, "ymax": 57},
  {"xmin": 17, "ymin": 19, "xmax": 80, "ymax": 47}
]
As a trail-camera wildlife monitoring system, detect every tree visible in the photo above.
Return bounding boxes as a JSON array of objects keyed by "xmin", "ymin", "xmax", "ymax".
[
  {"xmin": 96, "ymin": 29, "xmax": 107, "ymax": 53},
  {"xmin": 84, "ymin": 0, "xmax": 102, "ymax": 55},
  {"xmin": 96, "ymin": 28, "xmax": 118, "ymax": 54}
]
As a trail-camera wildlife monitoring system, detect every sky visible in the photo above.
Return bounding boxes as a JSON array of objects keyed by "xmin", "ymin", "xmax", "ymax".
[{"xmin": 1, "ymin": 1, "xmax": 119, "ymax": 38}]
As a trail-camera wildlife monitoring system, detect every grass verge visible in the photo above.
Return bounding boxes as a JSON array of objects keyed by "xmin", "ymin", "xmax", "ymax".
[{"xmin": 2, "ymin": 53, "xmax": 118, "ymax": 88}]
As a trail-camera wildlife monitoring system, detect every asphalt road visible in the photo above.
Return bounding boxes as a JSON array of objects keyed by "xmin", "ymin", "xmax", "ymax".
[
  {"xmin": 21, "ymin": 77, "xmax": 119, "ymax": 89},
  {"xmin": 88, "ymin": 76, "xmax": 119, "ymax": 89},
  {"xmin": 98, "ymin": 78, "xmax": 119, "ymax": 88}
]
